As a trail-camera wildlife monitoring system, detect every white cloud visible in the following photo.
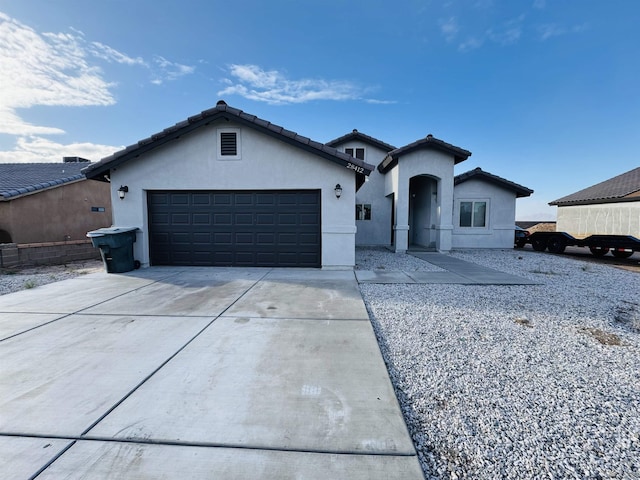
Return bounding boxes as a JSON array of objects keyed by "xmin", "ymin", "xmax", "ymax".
[
  {"xmin": 218, "ymin": 64, "xmax": 368, "ymax": 105},
  {"xmin": 151, "ymin": 55, "xmax": 195, "ymax": 84},
  {"xmin": 0, "ymin": 12, "xmax": 116, "ymax": 136},
  {"xmin": 365, "ymin": 98, "xmax": 398, "ymax": 105},
  {"xmin": 0, "ymin": 11, "xmax": 194, "ymax": 163},
  {"xmin": 533, "ymin": 0, "xmax": 546, "ymax": 9},
  {"xmin": 538, "ymin": 23, "xmax": 588, "ymax": 41},
  {"xmin": 0, "ymin": 136, "xmax": 121, "ymax": 163},
  {"xmin": 90, "ymin": 41, "xmax": 146, "ymax": 66},
  {"xmin": 459, "ymin": 37, "xmax": 484, "ymax": 52},
  {"xmin": 487, "ymin": 15, "xmax": 524, "ymax": 46},
  {"xmin": 439, "ymin": 17, "xmax": 459, "ymax": 42}
]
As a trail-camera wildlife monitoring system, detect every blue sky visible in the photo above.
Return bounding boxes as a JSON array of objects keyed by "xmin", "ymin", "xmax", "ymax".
[{"xmin": 0, "ymin": 1, "xmax": 638, "ymax": 220}]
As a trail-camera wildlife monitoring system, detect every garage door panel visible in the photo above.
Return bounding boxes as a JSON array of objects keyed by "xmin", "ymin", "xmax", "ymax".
[
  {"xmin": 256, "ymin": 233, "xmax": 275, "ymax": 245},
  {"xmin": 171, "ymin": 213, "xmax": 190, "ymax": 224},
  {"xmin": 256, "ymin": 213, "xmax": 275, "ymax": 225},
  {"xmin": 278, "ymin": 233, "xmax": 297, "ymax": 245},
  {"xmin": 213, "ymin": 194, "xmax": 232, "ymax": 205},
  {"xmin": 300, "ymin": 213, "xmax": 319, "ymax": 225},
  {"xmin": 278, "ymin": 214, "xmax": 297, "ymax": 225},
  {"xmin": 300, "ymin": 193, "xmax": 319, "ymax": 204},
  {"xmin": 235, "ymin": 233, "xmax": 253, "ymax": 245},
  {"xmin": 235, "ymin": 213, "xmax": 253, "ymax": 225},
  {"xmin": 149, "ymin": 190, "xmax": 320, "ymax": 267},
  {"xmin": 256, "ymin": 193, "xmax": 276, "ymax": 205},
  {"xmin": 192, "ymin": 213, "xmax": 211, "ymax": 225},
  {"xmin": 192, "ymin": 193, "xmax": 211, "ymax": 205},
  {"xmin": 299, "ymin": 233, "xmax": 319, "ymax": 245},
  {"xmin": 235, "ymin": 193, "xmax": 253, "ymax": 205},
  {"xmin": 278, "ymin": 193, "xmax": 297, "ymax": 205},
  {"xmin": 193, "ymin": 232, "xmax": 211, "ymax": 243},
  {"xmin": 171, "ymin": 232, "xmax": 190, "ymax": 244},
  {"xmin": 170, "ymin": 193, "xmax": 190, "ymax": 205},
  {"xmin": 214, "ymin": 232, "xmax": 233, "ymax": 245}
]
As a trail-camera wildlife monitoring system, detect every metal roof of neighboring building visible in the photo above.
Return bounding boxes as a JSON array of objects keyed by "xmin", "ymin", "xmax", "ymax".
[
  {"xmin": 83, "ymin": 101, "xmax": 375, "ymax": 182},
  {"xmin": 454, "ymin": 167, "xmax": 533, "ymax": 198},
  {"xmin": 0, "ymin": 162, "xmax": 88, "ymax": 200},
  {"xmin": 378, "ymin": 134, "xmax": 471, "ymax": 173},
  {"xmin": 549, "ymin": 166, "xmax": 640, "ymax": 206},
  {"xmin": 326, "ymin": 129, "xmax": 397, "ymax": 152}
]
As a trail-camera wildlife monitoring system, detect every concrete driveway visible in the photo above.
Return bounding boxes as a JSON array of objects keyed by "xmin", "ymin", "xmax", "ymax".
[{"xmin": 0, "ymin": 267, "xmax": 423, "ymax": 479}]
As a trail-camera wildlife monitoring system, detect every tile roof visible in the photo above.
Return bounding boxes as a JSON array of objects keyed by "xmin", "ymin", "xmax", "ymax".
[
  {"xmin": 83, "ymin": 101, "xmax": 375, "ymax": 181},
  {"xmin": 378, "ymin": 134, "xmax": 471, "ymax": 173},
  {"xmin": 549, "ymin": 166, "xmax": 640, "ymax": 206},
  {"xmin": 454, "ymin": 167, "xmax": 533, "ymax": 198},
  {"xmin": 326, "ymin": 129, "xmax": 397, "ymax": 152},
  {"xmin": 0, "ymin": 163, "xmax": 88, "ymax": 200}
]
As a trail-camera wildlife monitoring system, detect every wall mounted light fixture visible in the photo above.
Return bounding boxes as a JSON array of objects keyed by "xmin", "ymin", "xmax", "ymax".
[
  {"xmin": 118, "ymin": 185, "xmax": 129, "ymax": 200},
  {"xmin": 334, "ymin": 184, "xmax": 342, "ymax": 199}
]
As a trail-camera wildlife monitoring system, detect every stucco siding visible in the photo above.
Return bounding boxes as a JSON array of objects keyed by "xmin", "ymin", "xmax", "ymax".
[
  {"xmin": 452, "ymin": 179, "xmax": 516, "ymax": 249},
  {"xmin": 109, "ymin": 121, "xmax": 356, "ymax": 268},
  {"xmin": 556, "ymin": 202, "xmax": 640, "ymax": 237},
  {"xmin": 0, "ymin": 180, "xmax": 112, "ymax": 244},
  {"xmin": 340, "ymin": 143, "xmax": 391, "ymax": 246},
  {"xmin": 397, "ymin": 150, "xmax": 455, "ymax": 252}
]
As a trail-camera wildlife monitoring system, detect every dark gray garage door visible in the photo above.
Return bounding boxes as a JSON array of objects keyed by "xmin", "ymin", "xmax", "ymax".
[{"xmin": 148, "ymin": 190, "xmax": 321, "ymax": 267}]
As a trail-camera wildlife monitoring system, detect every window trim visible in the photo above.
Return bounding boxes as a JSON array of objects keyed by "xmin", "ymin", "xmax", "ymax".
[
  {"xmin": 345, "ymin": 147, "xmax": 365, "ymax": 161},
  {"xmin": 458, "ymin": 199, "xmax": 488, "ymax": 228},
  {"xmin": 217, "ymin": 128, "xmax": 241, "ymax": 160},
  {"xmin": 356, "ymin": 203, "xmax": 372, "ymax": 221}
]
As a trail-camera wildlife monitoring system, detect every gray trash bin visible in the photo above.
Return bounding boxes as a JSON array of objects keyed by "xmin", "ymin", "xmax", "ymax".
[{"xmin": 87, "ymin": 227, "xmax": 139, "ymax": 273}]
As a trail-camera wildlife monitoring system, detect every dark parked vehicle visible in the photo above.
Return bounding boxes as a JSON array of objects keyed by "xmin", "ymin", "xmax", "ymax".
[
  {"xmin": 522, "ymin": 231, "xmax": 640, "ymax": 258},
  {"xmin": 514, "ymin": 226, "xmax": 530, "ymax": 248}
]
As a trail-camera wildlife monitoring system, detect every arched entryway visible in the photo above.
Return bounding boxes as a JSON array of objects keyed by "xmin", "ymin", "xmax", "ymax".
[{"xmin": 408, "ymin": 175, "xmax": 439, "ymax": 250}]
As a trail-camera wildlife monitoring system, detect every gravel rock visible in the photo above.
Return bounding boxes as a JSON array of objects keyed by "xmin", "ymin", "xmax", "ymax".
[
  {"xmin": 0, "ymin": 260, "xmax": 103, "ymax": 296},
  {"xmin": 358, "ymin": 247, "xmax": 640, "ymax": 480},
  {"xmin": 355, "ymin": 246, "xmax": 445, "ymax": 272}
]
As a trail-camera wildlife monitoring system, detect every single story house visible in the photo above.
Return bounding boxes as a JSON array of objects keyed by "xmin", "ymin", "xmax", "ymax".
[
  {"xmin": 83, "ymin": 101, "xmax": 532, "ymax": 269},
  {"xmin": 0, "ymin": 158, "xmax": 112, "ymax": 244},
  {"xmin": 550, "ymin": 166, "xmax": 640, "ymax": 237},
  {"xmin": 83, "ymin": 101, "xmax": 374, "ymax": 269}
]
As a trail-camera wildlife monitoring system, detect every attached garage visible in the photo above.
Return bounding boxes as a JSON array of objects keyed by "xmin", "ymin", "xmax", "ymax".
[
  {"xmin": 82, "ymin": 101, "xmax": 373, "ymax": 269},
  {"xmin": 148, "ymin": 190, "xmax": 321, "ymax": 267}
]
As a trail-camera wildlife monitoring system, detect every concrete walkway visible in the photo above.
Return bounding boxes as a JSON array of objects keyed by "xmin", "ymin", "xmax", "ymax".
[
  {"xmin": 356, "ymin": 252, "xmax": 539, "ymax": 285},
  {"xmin": 0, "ymin": 268, "xmax": 423, "ymax": 479}
]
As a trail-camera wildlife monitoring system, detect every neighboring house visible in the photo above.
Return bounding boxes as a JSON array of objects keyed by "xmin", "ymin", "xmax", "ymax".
[
  {"xmin": 328, "ymin": 131, "xmax": 532, "ymax": 252},
  {"xmin": 550, "ymin": 166, "xmax": 640, "ymax": 237},
  {"xmin": 452, "ymin": 168, "xmax": 533, "ymax": 249},
  {"xmin": 0, "ymin": 159, "xmax": 112, "ymax": 244},
  {"xmin": 83, "ymin": 101, "xmax": 374, "ymax": 269}
]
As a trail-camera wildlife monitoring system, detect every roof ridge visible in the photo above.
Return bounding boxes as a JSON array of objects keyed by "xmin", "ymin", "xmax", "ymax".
[{"xmin": 83, "ymin": 101, "xmax": 375, "ymax": 180}]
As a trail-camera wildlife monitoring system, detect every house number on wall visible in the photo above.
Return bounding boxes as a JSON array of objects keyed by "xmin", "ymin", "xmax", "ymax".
[{"xmin": 346, "ymin": 163, "xmax": 364, "ymax": 174}]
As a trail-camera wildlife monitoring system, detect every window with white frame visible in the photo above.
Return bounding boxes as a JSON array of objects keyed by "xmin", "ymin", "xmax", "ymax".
[
  {"xmin": 459, "ymin": 201, "xmax": 487, "ymax": 227},
  {"xmin": 356, "ymin": 204, "xmax": 371, "ymax": 220},
  {"xmin": 217, "ymin": 128, "xmax": 241, "ymax": 160},
  {"xmin": 345, "ymin": 147, "xmax": 365, "ymax": 160}
]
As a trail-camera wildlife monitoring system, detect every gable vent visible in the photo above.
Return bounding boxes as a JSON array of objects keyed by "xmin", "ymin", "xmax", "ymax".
[{"xmin": 220, "ymin": 132, "xmax": 237, "ymax": 156}]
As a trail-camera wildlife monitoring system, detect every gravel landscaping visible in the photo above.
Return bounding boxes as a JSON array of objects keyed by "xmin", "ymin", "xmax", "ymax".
[
  {"xmin": 3, "ymin": 249, "xmax": 638, "ymax": 479},
  {"xmin": 0, "ymin": 260, "xmax": 103, "ymax": 296},
  {"xmin": 357, "ymin": 247, "xmax": 640, "ymax": 480}
]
